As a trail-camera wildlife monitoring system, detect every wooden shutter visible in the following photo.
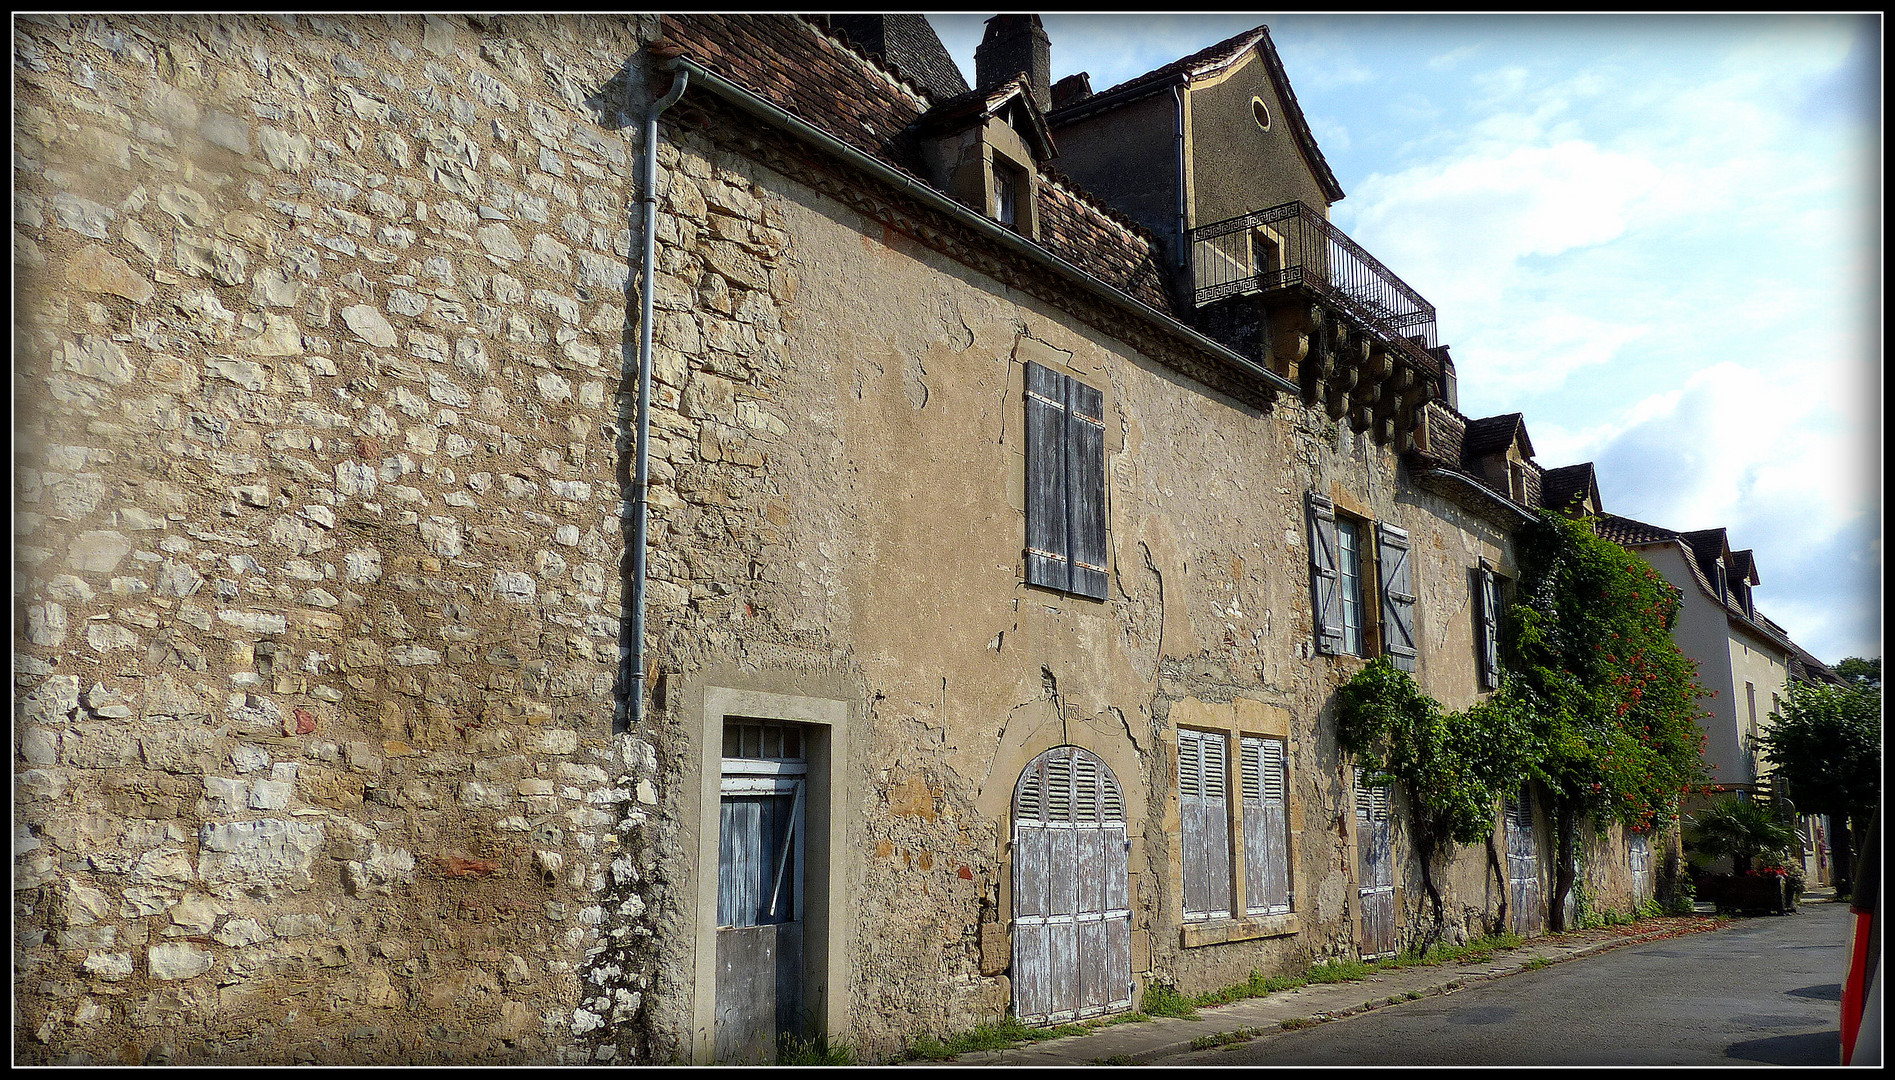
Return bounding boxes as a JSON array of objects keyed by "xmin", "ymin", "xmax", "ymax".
[
  {"xmin": 1307, "ymin": 493, "xmax": 1342, "ymax": 654},
  {"xmin": 1476, "ymin": 559, "xmax": 1500, "ymax": 690},
  {"xmin": 1066, "ymin": 379, "xmax": 1108, "ymax": 600},
  {"xmin": 1025, "ymin": 362, "xmax": 1108, "ymax": 599},
  {"xmin": 1242, "ymin": 736, "xmax": 1290, "ymax": 915},
  {"xmin": 1179, "ymin": 729, "xmax": 1232, "ymax": 920},
  {"xmin": 1377, "ymin": 523, "xmax": 1417, "ymax": 672},
  {"xmin": 1025, "ymin": 362, "xmax": 1069, "ymax": 590}
]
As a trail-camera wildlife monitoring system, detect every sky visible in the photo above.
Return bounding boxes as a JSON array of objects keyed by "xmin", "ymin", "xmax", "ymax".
[{"xmin": 929, "ymin": 13, "xmax": 1882, "ymax": 666}]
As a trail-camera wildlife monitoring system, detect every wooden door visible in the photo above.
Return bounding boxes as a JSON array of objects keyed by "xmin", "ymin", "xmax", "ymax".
[
  {"xmin": 1628, "ymin": 832, "xmax": 1652, "ymax": 903},
  {"xmin": 1506, "ymin": 788, "xmax": 1542, "ymax": 935},
  {"xmin": 1354, "ymin": 767, "xmax": 1396, "ymax": 958},
  {"xmin": 714, "ymin": 721, "xmax": 807, "ymax": 1063},
  {"xmin": 1011, "ymin": 746, "xmax": 1132, "ymax": 1025}
]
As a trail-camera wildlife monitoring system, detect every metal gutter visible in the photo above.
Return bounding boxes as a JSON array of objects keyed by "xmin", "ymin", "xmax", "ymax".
[
  {"xmin": 627, "ymin": 67, "xmax": 689, "ymax": 734},
  {"xmin": 1412, "ymin": 465, "xmax": 1537, "ymax": 528},
  {"xmin": 662, "ymin": 55, "xmax": 1299, "ymax": 399}
]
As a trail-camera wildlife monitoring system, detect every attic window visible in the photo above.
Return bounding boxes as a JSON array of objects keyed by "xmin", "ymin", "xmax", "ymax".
[
  {"xmin": 994, "ymin": 158, "xmax": 1025, "ymax": 230},
  {"xmin": 1252, "ymin": 97, "xmax": 1273, "ymax": 131}
]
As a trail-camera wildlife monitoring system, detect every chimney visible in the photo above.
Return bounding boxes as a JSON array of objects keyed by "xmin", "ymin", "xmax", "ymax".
[
  {"xmin": 975, "ymin": 14, "xmax": 1051, "ymax": 112},
  {"xmin": 1050, "ymin": 72, "xmax": 1091, "ymax": 110}
]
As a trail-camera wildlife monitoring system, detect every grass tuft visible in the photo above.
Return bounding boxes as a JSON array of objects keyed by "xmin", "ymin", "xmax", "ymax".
[
  {"xmin": 776, "ymin": 1034, "xmax": 857, "ymax": 1066},
  {"xmin": 1139, "ymin": 981, "xmax": 1200, "ymax": 1020}
]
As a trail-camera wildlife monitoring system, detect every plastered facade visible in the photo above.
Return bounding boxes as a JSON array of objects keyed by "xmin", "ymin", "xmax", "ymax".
[{"xmin": 16, "ymin": 13, "xmax": 1657, "ymax": 1066}]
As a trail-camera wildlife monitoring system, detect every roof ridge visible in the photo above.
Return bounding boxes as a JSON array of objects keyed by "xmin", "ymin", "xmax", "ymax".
[{"xmin": 797, "ymin": 14, "xmax": 936, "ymax": 110}]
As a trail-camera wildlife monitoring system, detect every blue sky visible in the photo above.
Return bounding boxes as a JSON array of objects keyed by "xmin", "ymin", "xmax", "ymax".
[{"xmin": 929, "ymin": 14, "xmax": 1881, "ymax": 665}]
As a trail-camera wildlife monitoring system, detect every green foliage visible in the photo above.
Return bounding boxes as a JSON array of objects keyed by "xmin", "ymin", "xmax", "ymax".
[
  {"xmin": 1635, "ymin": 897, "xmax": 1666, "ymax": 920},
  {"xmin": 1138, "ymin": 981, "xmax": 1200, "ymax": 1019},
  {"xmin": 776, "ymin": 1034, "xmax": 857, "ymax": 1066},
  {"xmin": 1836, "ymin": 656, "xmax": 1881, "ymax": 688},
  {"xmin": 1508, "ymin": 512, "xmax": 1713, "ymax": 833},
  {"xmin": 1337, "ymin": 659, "xmax": 1537, "ymax": 847},
  {"xmin": 1304, "ymin": 958, "xmax": 1375, "ymax": 983},
  {"xmin": 1687, "ymin": 795, "xmax": 1799, "ymax": 874},
  {"xmin": 1759, "ymin": 679, "xmax": 1881, "ymax": 825}
]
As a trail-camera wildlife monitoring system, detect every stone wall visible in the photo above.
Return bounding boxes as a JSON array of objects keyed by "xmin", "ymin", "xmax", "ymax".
[{"xmin": 12, "ymin": 14, "xmax": 667, "ymax": 1064}]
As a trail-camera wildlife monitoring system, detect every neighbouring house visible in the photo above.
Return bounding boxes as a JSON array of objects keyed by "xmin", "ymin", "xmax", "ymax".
[
  {"xmin": 1594, "ymin": 513, "xmax": 1833, "ymax": 884},
  {"xmin": 14, "ymin": 13, "xmax": 1666, "ymax": 1066}
]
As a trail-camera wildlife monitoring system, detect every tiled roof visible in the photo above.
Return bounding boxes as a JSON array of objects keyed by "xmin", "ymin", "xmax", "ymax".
[
  {"xmin": 912, "ymin": 75, "xmax": 1056, "ymax": 162},
  {"xmin": 1540, "ymin": 462, "xmax": 1600, "ymax": 513},
  {"xmin": 1729, "ymin": 548, "xmax": 1759, "ymax": 586},
  {"xmin": 658, "ymin": 15, "xmax": 1175, "ymax": 316},
  {"xmin": 823, "ymin": 14, "xmax": 969, "ymax": 103},
  {"xmin": 1046, "ymin": 23, "xmax": 1344, "ymax": 204},
  {"xmin": 1461, "ymin": 413, "xmax": 1532, "ymax": 460},
  {"xmin": 1594, "ymin": 513, "xmax": 1679, "ymax": 547},
  {"xmin": 1597, "ymin": 514, "xmax": 1796, "ymax": 653},
  {"xmin": 1037, "ymin": 172, "xmax": 1171, "ymax": 311},
  {"xmin": 1088, "ymin": 24, "xmax": 1270, "ymax": 101}
]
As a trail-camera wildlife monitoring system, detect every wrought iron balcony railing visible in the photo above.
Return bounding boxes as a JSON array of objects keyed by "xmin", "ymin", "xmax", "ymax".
[{"xmin": 1191, "ymin": 201, "xmax": 1438, "ymax": 362}]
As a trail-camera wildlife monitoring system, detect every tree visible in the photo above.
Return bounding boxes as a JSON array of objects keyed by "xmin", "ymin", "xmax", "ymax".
[
  {"xmin": 1759, "ymin": 678, "xmax": 1881, "ymax": 893},
  {"xmin": 1836, "ymin": 655, "xmax": 1881, "ymax": 689},
  {"xmin": 1504, "ymin": 512, "xmax": 1713, "ymax": 930},
  {"xmin": 1336, "ymin": 659, "xmax": 1536, "ymax": 948}
]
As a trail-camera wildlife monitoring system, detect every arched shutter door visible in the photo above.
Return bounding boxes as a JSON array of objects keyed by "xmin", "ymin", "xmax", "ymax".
[
  {"xmin": 1377, "ymin": 523, "xmax": 1417, "ymax": 672},
  {"xmin": 1308, "ymin": 493, "xmax": 1341, "ymax": 654},
  {"xmin": 1012, "ymin": 746, "xmax": 1131, "ymax": 1024}
]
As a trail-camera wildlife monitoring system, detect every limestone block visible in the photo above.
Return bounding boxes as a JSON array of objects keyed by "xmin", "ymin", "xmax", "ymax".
[
  {"xmin": 126, "ymin": 848, "xmax": 198, "ymax": 889},
  {"xmin": 60, "ymin": 336, "xmax": 136, "ymax": 386},
  {"xmin": 52, "ymin": 193, "xmax": 115, "ymax": 240},
  {"xmin": 148, "ymin": 942, "xmax": 214, "ymax": 981},
  {"xmin": 25, "ymin": 601, "xmax": 67, "ymax": 646},
  {"xmin": 67, "ymin": 530, "xmax": 133, "ymax": 574},
  {"xmin": 166, "ymin": 893, "xmax": 221, "ymax": 934},
  {"xmin": 212, "ymin": 918, "xmax": 270, "ymax": 948},
  {"xmin": 477, "ymin": 222, "xmax": 525, "ymax": 262},
  {"xmin": 83, "ymin": 951, "xmax": 136, "ymax": 982},
  {"xmin": 341, "ymin": 304, "xmax": 397, "ymax": 348},
  {"xmin": 196, "ymin": 819, "xmax": 326, "ymax": 886},
  {"xmin": 67, "ymin": 243, "xmax": 154, "ymax": 303},
  {"xmin": 57, "ymin": 881, "xmax": 116, "ymax": 926},
  {"xmin": 122, "ymin": 888, "xmax": 174, "ymax": 918}
]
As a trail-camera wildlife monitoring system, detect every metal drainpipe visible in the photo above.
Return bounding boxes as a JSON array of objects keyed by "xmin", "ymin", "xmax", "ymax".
[
  {"xmin": 628, "ymin": 68, "xmax": 689, "ymax": 733},
  {"xmin": 1174, "ymin": 83, "xmax": 1189, "ymax": 272}
]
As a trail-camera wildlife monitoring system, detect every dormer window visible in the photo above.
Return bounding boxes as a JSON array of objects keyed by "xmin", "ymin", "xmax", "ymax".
[
  {"xmin": 1712, "ymin": 559, "xmax": 1728, "ymax": 604},
  {"xmin": 994, "ymin": 158, "xmax": 1023, "ymax": 228},
  {"xmin": 1508, "ymin": 460, "xmax": 1528, "ymax": 504}
]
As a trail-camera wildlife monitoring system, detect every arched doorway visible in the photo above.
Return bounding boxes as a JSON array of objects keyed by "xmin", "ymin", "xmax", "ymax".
[{"xmin": 1010, "ymin": 745, "xmax": 1133, "ymax": 1024}]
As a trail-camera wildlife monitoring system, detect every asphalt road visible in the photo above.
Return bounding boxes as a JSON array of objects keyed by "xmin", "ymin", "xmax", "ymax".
[{"xmin": 1167, "ymin": 899, "xmax": 1850, "ymax": 1066}]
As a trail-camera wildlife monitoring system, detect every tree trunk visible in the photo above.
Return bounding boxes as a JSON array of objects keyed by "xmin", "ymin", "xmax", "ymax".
[
  {"xmin": 1832, "ymin": 814, "xmax": 1855, "ymax": 897},
  {"xmin": 1486, "ymin": 833, "xmax": 1509, "ymax": 937},
  {"xmin": 1413, "ymin": 824, "xmax": 1446, "ymax": 956},
  {"xmin": 1548, "ymin": 795, "xmax": 1577, "ymax": 932}
]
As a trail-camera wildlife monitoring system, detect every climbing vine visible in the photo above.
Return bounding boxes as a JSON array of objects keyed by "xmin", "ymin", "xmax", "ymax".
[{"xmin": 1339, "ymin": 511, "xmax": 1711, "ymax": 938}]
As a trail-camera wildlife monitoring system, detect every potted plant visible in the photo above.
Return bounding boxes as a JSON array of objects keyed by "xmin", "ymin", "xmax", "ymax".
[{"xmin": 1688, "ymin": 796, "xmax": 1800, "ymax": 914}]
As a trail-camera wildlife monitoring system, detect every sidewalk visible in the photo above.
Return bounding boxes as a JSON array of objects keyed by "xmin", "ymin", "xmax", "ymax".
[{"xmin": 909, "ymin": 912, "xmax": 1749, "ymax": 1066}]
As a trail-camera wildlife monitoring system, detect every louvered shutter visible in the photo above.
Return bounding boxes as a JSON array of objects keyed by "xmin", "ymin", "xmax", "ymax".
[
  {"xmin": 1066, "ymin": 379, "xmax": 1108, "ymax": 600},
  {"xmin": 1025, "ymin": 362, "xmax": 1108, "ymax": 599},
  {"xmin": 1377, "ymin": 523, "xmax": 1417, "ymax": 672},
  {"xmin": 1307, "ymin": 493, "xmax": 1342, "ymax": 654},
  {"xmin": 1025, "ymin": 363, "xmax": 1069, "ymax": 590},
  {"xmin": 1242, "ymin": 736, "xmax": 1290, "ymax": 915},
  {"xmin": 1179, "ymin": 729, "xmax": 1232, "ymax": 920},
  {"xmin": 1476, "ymin": 560, "xmax": 1500, "ymax": 690}
]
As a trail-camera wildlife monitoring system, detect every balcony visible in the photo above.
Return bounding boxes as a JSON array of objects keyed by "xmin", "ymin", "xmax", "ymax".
[{"xmin": 1191, "ymin": 201, "xmax": 1438, "ymax": 374}]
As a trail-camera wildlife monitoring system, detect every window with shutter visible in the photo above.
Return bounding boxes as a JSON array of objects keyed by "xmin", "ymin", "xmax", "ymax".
[
  {"xmin": 1024, "ymin": 362, "xmax": 1108, "ymax": 600},
  {"xmin": 1306, "ymin": 493, "xmax": 1342, "ymax": 654},
  {"xmin": 1241, "ymin": 736, "xmax": 1290, "ymax": 916},
  {"xmin": 1178, "ymin": 728, "xmax": 1232, "ymax": 921},
  {"xmin": 1336, "ymin": 517, "xmax": 1365, "ymax": 655},
  {"xmin": 1377, "ymin": 523, "xmax": 1417, "ymax": 672},
  {"xmin": 1476, "ymin": 559, "xmax": 1501, "ymax": 690}
]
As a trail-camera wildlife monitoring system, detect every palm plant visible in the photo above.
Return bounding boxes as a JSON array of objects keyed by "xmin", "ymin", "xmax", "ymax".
[{"xmin": 1687, "ymin": 796, "xmax": 1797, "ymax": 875}]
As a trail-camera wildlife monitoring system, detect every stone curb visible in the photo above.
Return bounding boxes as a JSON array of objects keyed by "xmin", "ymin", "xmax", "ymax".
[{"xmin": 911, "ymin": 917, "xmax": 1733, "ymax": 1067}]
